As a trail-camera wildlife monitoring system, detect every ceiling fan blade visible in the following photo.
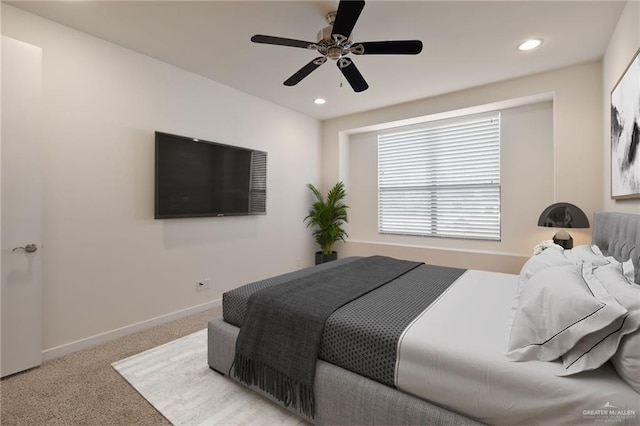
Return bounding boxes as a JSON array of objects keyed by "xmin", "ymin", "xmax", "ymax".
[
  {"xmin": 251, "ymin": 34, "xmax": 316, "ymax": 49},
  {"xmin": 353, "ymin": 40, "xmax": 423, "ymax": 55},
  {"xmin": 331, "ymin": 0, "xmax": 365, "ymax": 40},
  {"xmin": 284, "ymin": 57, "xmax": 327, "ymax": 86},
  {"xmin": 337, "ymin": 58, "xmax": 368, "ymax": 92}
]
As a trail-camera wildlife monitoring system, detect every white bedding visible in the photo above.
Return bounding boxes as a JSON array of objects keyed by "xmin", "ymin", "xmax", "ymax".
[{"xmin": 395, "ymin": 270, "xmax": 640, "ymax": 425}]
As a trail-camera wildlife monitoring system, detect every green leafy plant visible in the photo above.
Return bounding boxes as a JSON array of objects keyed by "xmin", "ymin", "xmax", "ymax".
[{"xmin": 304, "ymin": 181, "xmax": 349, "ymax": 255}]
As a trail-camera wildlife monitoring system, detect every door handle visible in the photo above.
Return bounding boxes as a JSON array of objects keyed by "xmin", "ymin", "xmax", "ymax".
[{"xmin": 12, "ymin": 244, "xmax": 38, "ymax": 253}]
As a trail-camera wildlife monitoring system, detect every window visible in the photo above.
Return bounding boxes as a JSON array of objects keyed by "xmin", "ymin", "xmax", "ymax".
[{"xmin": 377, "ymin": 113, "xmax": 501, "ymax": 240}]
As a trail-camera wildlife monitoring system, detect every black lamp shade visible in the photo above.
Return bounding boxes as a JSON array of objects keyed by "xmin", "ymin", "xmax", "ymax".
[
  {"xmin": 537, "ymin": 202, "xmax": 590, "ymax": 228},
  {"xmin": 537, "ymin": 202, "xmax": 589, "ymax": 249}
]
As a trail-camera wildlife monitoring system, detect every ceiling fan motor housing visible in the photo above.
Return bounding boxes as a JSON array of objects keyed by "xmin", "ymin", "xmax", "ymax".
[
  {"xmin": 318, "ymin": 27, "xmax": 352, "ymax": 45},
  {"xmin": 316, "ymin": 9, "xmax": 355, "ymax": 60},
  {"xmin": 317, "ymin": 25, "xmax": 335, "ymax": 44}
]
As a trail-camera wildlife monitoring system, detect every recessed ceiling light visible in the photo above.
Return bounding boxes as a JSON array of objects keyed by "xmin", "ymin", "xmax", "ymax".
[
  {"xmin": 517, "ymin": 38, "xmax": 543, "ymax": 51},
  {"xmin": 314, "ymin": 98, "xmax": 326, "ymax": 105}
]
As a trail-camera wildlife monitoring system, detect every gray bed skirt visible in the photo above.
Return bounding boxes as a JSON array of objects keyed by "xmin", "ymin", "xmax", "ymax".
[{"xmin": 208, "ymin": 317, "xmax": 482, "ymax": 425}]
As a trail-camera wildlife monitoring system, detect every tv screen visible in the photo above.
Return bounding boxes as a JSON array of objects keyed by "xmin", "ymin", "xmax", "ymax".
[{"xmin": 155, "ymin": 131, "xmax": 267, "ymax": 218}]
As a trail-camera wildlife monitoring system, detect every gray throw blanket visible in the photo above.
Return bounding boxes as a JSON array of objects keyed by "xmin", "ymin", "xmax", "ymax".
[{"xmin": 233, "ymin": 256, "xmax": 423, "ymax": 418}]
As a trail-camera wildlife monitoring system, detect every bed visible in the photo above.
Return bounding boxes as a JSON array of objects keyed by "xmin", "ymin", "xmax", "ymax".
[{"xmin": 207, "ymin": 212, "xmax": 640, "ymax": 425}]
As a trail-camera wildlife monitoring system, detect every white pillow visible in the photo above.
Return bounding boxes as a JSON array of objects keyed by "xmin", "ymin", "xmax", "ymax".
[
  {"xmin": 565, "ymin": 245, "xmax": 611, "ymax": 267},
  {"xmin": 518, "ymin": 246, "xmax": 574, "ymax": 290},
  {"xmin": 559, "ymin": 263, "xmax": 640, "ymax": 375},
  {"xmin": 612, "ymin": 329, "xmax": 640, "ymax": 393},
  {"xmin": 596, "ymin": 261, "xmax": 639, "ymax": 294},
  {"xmin": 622, "ymin": 259, "xmax": 636, "ymax": 284},
  {"xmin": 506, "ymin": 263, "xmax": 628, "ymax": 362},
  {"xmin": 599, "ymin": 256, "xmax": 636, "ymax": 285},
  {"xmin": 606, "ymin": 258, "xmax": 635, "ymax": 285},
  {"xmin": 592, "ymin": 245, "xmax": 636, "ymax": 284}
]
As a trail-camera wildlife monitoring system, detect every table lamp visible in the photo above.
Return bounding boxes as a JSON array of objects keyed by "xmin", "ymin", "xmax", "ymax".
[{"xmin": 537, "ymin": 202, "xmax": 589, "ymax": 249}]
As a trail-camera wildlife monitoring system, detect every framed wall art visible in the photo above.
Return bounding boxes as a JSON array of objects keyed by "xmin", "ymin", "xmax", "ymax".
[{"xmin": 611, "ymin": 47, "xmax": 640, "ymax": 199}]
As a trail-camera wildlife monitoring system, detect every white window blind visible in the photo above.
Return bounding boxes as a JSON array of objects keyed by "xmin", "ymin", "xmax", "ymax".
[{"xmin": 378, "ymin": 113, "xmax": 501, "ymax": 240}]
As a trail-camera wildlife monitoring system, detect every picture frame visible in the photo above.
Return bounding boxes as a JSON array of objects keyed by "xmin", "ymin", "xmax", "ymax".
[{"xmin": 611, "ymin": 47, "xmax": 640, "ymax": 199}]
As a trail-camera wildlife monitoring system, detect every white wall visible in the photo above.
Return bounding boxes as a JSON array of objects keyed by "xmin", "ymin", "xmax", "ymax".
[
  {"xmin": 322, "ymin": 62, "xmax": 603, "ymax": 273},
  {"xmin": 1, "ymin": 5, "xmax": 320, "ymax": 352},
  {"xmin": 602, "ymin": 0, "xmax": 640, "ymax": 214}
]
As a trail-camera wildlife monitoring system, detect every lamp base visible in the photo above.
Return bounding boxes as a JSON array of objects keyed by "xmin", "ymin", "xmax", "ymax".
[{"xmin": 553, "ymin": 229, "xmax": 573, "ymax": 249}]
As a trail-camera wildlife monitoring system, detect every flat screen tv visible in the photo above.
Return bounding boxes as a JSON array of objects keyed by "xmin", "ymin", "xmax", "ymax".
[{"xmin": 155, "ymin": 131, "xmax": 267, "ymax": 219}]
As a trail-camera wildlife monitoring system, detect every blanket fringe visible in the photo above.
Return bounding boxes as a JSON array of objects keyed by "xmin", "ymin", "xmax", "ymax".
[{"xmin": 233, "ymin": 353, "xmax": 315, "ymax": 418}]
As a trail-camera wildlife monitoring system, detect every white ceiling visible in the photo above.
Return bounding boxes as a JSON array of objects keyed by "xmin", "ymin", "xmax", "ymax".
[{"xmin": 6, "ymin": 1, "xmax": 625, "ymax": 120}]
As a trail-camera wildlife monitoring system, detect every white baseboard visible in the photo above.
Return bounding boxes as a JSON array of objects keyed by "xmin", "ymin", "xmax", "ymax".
[{"xmin": 42, "ymin": 299, "xmax": 221, "ymax": 362}]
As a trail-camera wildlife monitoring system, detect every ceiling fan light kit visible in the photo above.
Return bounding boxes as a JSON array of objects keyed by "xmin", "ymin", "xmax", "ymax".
[{"xmin": 251, "ymin": 0, "xmax": 423, "ymax": 93}]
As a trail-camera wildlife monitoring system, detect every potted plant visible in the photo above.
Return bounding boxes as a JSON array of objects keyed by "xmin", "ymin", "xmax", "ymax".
[{"xmin": 304, "ymin": 181, "xmax": 349, "ymax": 264}]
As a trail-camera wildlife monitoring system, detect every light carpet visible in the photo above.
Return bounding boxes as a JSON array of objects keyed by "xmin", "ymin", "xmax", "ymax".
[{"xmin": 112, "ymin": 329, "xmax": 306, "ymax": 425}]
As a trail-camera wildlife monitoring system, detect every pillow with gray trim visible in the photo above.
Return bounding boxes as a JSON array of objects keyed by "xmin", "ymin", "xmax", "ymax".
[
  {"xmin": 506, "ymin": 262, "xmax": 627, "ymax": 362},
  {"xmin": 558, "ymin": 262, "xmax": 640, "ymax": 375}
]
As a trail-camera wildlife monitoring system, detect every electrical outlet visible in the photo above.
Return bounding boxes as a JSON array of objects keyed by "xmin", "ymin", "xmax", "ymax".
[{"xmin": 196, "ymin": 278, "xmax": 210, "ymax": 292}]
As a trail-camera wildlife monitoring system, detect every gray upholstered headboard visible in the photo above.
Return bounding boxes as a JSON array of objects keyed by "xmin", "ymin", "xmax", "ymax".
[{"xmin": 592, "ymin": 212, "xmax": 640, "ymax": 284}]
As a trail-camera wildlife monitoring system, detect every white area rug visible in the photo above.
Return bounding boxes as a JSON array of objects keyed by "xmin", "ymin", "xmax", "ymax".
[{"xmin": 112, "ymin": 330, "xmax": 306, "ymax": 425}]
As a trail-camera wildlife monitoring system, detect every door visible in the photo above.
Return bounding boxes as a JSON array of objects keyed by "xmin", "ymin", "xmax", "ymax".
[{"xmin": 1, "ymin": 36, "xmax": 44, "ymax": 377}]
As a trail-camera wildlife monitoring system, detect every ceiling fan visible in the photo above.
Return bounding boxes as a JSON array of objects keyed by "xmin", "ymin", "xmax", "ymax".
[{"xmin": 250, "ymin": 0, "xmax": 423, "ymax": 93}]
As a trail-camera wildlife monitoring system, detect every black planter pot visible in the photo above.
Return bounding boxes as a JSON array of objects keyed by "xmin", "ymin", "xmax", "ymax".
[{"xmin": 315, "ymin": 251, "xmax": 337, "ymax": 265}]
